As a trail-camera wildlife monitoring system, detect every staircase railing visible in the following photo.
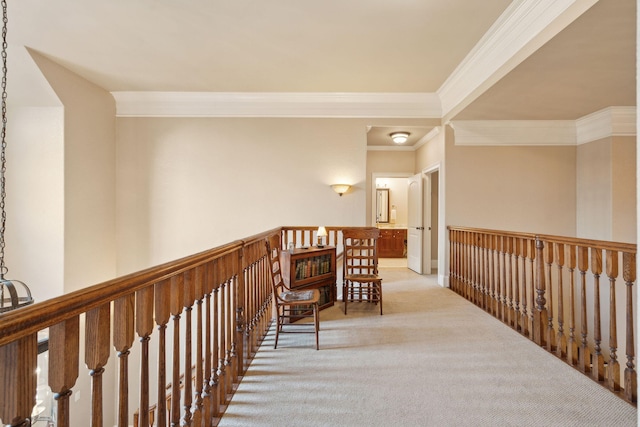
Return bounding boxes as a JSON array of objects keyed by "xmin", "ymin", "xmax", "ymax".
[
  {"xmin": 0, "ymin": 227, "xmax": 282, "ymax": 427},
  {"xmin": 448, "ymin": 226, "xmax": 637, "ymax": 404}
]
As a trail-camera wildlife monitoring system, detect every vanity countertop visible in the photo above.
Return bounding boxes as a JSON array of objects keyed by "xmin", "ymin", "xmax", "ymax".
[{"xmin": 376, "ymin": 224, "xmax": 407, "ymax": 230}]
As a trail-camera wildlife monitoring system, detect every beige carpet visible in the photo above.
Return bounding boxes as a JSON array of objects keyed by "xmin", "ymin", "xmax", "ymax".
[{"xmin": 219, "ymin": 268, "xmax": 637, "ymax": 427}]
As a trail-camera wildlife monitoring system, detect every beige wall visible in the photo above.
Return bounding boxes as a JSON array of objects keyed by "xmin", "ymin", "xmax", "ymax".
[
  {"xmin": 30, "ymin": 51, "xmax": 117, "ymax": 293},
  {"xmin": 577, "ymin": 136, "xmax": 637, "ymax": 243},
  {"xmin": 116, "ymin": 117, "xmax": 370, "ymax": 273},
  {"xmin": 611, "ymin": 136, "xmax": 636, "ymax": 243},
  {"xmin": 9, "ymin": 107, "xmax": 64, "ymax": 302},
  {"xmin": 445, "ymin": 129, "xmax": 577, "ymax": 236}
]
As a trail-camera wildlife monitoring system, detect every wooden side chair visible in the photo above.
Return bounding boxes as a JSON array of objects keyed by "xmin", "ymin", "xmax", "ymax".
[
  {"xmin": 265, "ymin": 234, "xmax": 320, "ymax": 350},
  {"xmin": 342, "ymin": 227, "xmax": 383, "ymax": 315}
]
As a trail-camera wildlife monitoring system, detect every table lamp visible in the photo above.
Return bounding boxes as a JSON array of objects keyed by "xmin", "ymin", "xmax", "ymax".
[{"xmin": 317, "ymin": 226, "xmax": 327, "ymax": 247}]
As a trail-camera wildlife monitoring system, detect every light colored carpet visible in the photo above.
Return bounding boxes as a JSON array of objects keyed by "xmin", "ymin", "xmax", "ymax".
[{"xmin": 219, "ymin": 268, "xmax": 637, "ymax": 427}]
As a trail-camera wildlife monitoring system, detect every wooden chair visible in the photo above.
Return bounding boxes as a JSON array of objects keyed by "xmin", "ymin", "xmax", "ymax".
[
  {"xmin": 265, "ymin": 234, "xmax": 320, "ymax": 350},
  {"xmin": 342, "ymin": 227, "xmax": 383, "ymax": 315}
]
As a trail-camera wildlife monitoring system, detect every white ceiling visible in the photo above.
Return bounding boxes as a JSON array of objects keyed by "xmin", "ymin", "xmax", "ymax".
[{"xmin": 7, "ymin": 0, "xmax": 636, "ymax": 147}]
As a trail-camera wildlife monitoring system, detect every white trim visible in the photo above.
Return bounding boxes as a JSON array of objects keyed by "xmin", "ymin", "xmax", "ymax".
[
  {"xmin": 112, "ymin": 91, "xmax": 442, "ymax": 118},
  {"xmin": 452, "ymin": 120, "xmax": 577, "ymax": 146},
  {"xmin": 438, "ymin": 0, "xmax": 598, "ymax": 120},
  {"xmin": 368, "ymin": 126, "xmax": 442, "ymax": 152},
  {"xmin": 576, "ymin": 106, "xmax": 637, "ymax": 144},
  {"xmin": 413, "ymin": 126, "xmax": 442, "ymax": 150},
  {"xmin": 453, "ymin": 107, "xmax": 637, "ymax": 146}
]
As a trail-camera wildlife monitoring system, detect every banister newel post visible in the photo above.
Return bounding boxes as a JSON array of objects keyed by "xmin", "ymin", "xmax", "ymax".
[{"xmin": 534, "ymin": 237, "xmax": 548, "ymax": 346}]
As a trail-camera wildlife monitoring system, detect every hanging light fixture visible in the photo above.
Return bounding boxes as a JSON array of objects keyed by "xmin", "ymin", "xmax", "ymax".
[
  {"xmin": 0, "ymin": 0, "xmax": 33, "ymax": 313},
  {"xmin": 390, "ymin": 132, "xmax": 410, "ymax": 144}
]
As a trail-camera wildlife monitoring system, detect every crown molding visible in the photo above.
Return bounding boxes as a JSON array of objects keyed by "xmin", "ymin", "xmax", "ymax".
[
  {"xmin": 112, "ymin": 91, "xmax": 442, "ymax": 118},
  {"xmin": 452, "ymin": 120, "xmax": 577, "ymax": 146},
  {"xmin": 367, "ymin": 126, "xmax": 442, "ymax": 152},
  {"xmin": 438, "ymin": 0, "xmax": 599, "ymax": 121},
  {"xmin": 576, "ymin": 106, "xmax": 637, "ymax": 144},
  {"xmin": 452, "ymin": 107, "xmax": 637, "ymax": 146}
]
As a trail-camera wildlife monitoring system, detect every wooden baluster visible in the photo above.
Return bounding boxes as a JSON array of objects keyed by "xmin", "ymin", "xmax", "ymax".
[
  {"xmin": 544, "ymin": 241, "xmax": 555, "ymax": 351},
  {"xmin": 566, "ymin": 245, "xmax": 578, "ymax": 366},
  {"xmin": 154, "ymin": 278, "xmax": 171, "ymax": 427},
  {"xmin": 223, "ymin": 271, "xmax": 233, "ymax": 401},
  {"xmin": 449, "ymin": 229, "xmax": 456, "ymax": 291},
  {"xmin": 505, "ymin": 237, "xmax": 515, "ymax": 328},
  {"xmin": 499, "ymin": 236, "xmax": 507, "ymax": 323},
  {"xmin": 48, "ymin": 318, "xmax": 79, "ymax": 427},
  {"xmin": 623, "ymin": 252, "xmax": 636, "ymax": 403},
  {"xmin": 591, "ymin": 248, "xmax": 604, "ymax": 381},
  {"xmin": 533, "ymin": 239, "xmax": 547, "ymax": 347},
  {"xmin": 170, "ymin": 274, "xmax": 184, "ymax": 427},
  {"xmin": 211, "ymin": 278, "xmax": 221, "ymax": 418},
  {"xmin": 86, "ymin": 303, "xmax": 111, "ymax": 427},
  {"xmin": 201, "ymin": 263, "xmax": 214, "ymax": 425},
  {"xmin": 482, "ymin": 234, "xmax": 489, "ymax": 311},
  {"xmin": 466, "ymin": 232, "xmax": 473, "ymax": 301},
  {"xmin": 555, "ymin": 243, "xmax": 567, "ymax": 359},
  {"xmin": 520, "ymin": 239, "xmax": 529, "ymax": 336},
  {"xmin": 606, "ymin": 250, "xmax": 620, "ymax": 391},
  {"xmin": 473, "ymin": 232, "xmax": 480, "ymax": 304},
  {"xmin": 235, "ymin": 250, "xmax": 245, "ymax": 380},
  {"xmin": 577, "ymin": 246, "xmax": 591, "ymax": 374},
  {"xmin": 513, "ymin": 238, "xmax": 522, "ymax": 333},
  {"xmin": 217, "ymin": 277, "xmax": 228, "ymax": 408},
  {"xmin": 0, "ymin": 334, "xmax": 37, "ymax": 427},
  {"xmin": 136, "ymin": 286, "xmax": 154, "ymax": 427},
  {"xmin": 114, "ymin": 294, "xmax": 135, "ymax": 427},
  {"xmin": 182, "ymin": 269, "xmax": 195, "ymax": 427},
  {"xmin": 527, "ymin": 239, "xmax": 536, "ymax": 338},
  {"xmin": 192, "ymin": 265, "xmax": 205, "ymax": 426},
  {"xmin": 487, "ymin": 234, "xmax": 495, "ymax": 316}
]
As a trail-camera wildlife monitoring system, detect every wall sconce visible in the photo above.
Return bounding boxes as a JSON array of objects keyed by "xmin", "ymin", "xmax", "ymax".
[
  {"xmin": 390, "ymin": 132, "xmax": 410, "ymax": 144},
  {"xmin": 331, "ymin": 184, "xmax": 350, "ymax": 196},
  {"xmin": 317, "ymin": 226, "xmax": 327, "ymax": 247}
]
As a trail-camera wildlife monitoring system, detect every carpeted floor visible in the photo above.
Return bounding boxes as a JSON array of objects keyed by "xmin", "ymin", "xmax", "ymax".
[{"xmin": 219, "ymin": 268, "xmax": 637, "ymax": 427}]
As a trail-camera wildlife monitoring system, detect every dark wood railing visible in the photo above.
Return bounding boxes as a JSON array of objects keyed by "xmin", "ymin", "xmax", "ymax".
[
  {"xmin": 0, "ymin": 227, "xmax": 283, "ymax": 427},
  {"xmin": 0, "ymin": 226, "xmax": 348, "ymax": 426},
  {"xmin": 449, "ymin": 226, "xmax": 637, "ymax": 404}
]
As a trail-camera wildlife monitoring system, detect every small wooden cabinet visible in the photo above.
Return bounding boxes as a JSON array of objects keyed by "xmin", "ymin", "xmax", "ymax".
[
  {"xmin": 280, "ymin": 246, "xmax": 336, "ymax": 309},
  {"xmin": 377, "ymin": 228, "xmax": 407, "ymax": 258}
]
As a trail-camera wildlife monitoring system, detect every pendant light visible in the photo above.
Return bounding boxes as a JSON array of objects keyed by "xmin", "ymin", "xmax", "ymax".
[{"xmin": 0, "ymin": 0, "xmax": 33, "ymax": 313}]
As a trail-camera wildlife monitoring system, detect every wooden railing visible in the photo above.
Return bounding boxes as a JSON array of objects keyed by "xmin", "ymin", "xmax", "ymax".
[
  {"xmin": 0, "ymin": 227, "xmax": 281, "ymax": 427},
  {"xmin": 448, "ymin": 226, "xmax": 637, "ymax": 404}
]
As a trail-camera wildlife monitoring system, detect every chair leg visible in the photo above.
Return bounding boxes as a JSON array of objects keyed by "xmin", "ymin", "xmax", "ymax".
[
  {"xmin": 314, "ymin": 303, "xmax": 319, "ymax": 350},
  {"xmin": 379, "ymin": 283, "xmax": 383, "ymax": 315},
  {"xmin": 343, "ymin": 282, "xmax": 348, "ymax": 315},
  {"xmin": 274, "ymin": 310, "xmax": 281, "ymax": 349}
]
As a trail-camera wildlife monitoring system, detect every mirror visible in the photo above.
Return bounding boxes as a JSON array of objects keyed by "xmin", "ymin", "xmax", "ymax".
[{"xmin": 376, "ymin": 188, "xmax": 389, "ymax": 223}]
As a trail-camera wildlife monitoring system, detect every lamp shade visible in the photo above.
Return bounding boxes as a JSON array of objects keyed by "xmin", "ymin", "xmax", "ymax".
[
  {"xmin": 317, "ymin": 226, "xmax": 327, "ymax": 237},
  {"xmin": 331, "ymin": 184, "xmax": 350, "ymax": 196}
]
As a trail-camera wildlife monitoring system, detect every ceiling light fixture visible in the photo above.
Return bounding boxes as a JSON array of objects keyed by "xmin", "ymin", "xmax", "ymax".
[{"xmin": 390, "ymin": 132, "xmax": 410, "ymax": 144}]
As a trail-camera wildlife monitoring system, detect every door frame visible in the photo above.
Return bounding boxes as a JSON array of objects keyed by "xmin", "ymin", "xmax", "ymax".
[
  {"xmin": 370, "ymin": 172, "xmax": 413, "ymax": 227},
  {"xmin": 422, "ymin": 162, "xmax": 444, "ymax": 286}
]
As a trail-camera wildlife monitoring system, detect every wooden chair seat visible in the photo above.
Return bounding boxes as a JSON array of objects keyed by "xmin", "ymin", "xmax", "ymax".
[
  {"xmin": 342, "ymin": 227, "xmax": 383, "ymax": 315},
  {"xmin": 265, "ymin": 234, "xmax": 320, "ymax": 350}
]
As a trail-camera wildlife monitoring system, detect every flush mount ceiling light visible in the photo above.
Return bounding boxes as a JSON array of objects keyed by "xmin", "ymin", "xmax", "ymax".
[{"xmin": 390, "ymin": 132, "xmax": 410, "ymax": 144}]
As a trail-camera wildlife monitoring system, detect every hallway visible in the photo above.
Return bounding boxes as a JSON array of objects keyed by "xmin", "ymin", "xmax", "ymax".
[{"xmin": 219, "ymin": 268, "xmax": 637, "ymax": 426}]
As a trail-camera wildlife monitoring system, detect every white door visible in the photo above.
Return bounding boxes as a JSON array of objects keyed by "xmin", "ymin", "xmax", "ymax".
[{"xmin": 407, "ymin": 173, "xmax": 423, "ymax": 273}]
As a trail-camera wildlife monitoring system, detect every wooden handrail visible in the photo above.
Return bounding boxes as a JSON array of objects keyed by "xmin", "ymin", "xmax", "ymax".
[{"xmin": 448, "ymin": 226, "xmax": 637, "ymax": 404}]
